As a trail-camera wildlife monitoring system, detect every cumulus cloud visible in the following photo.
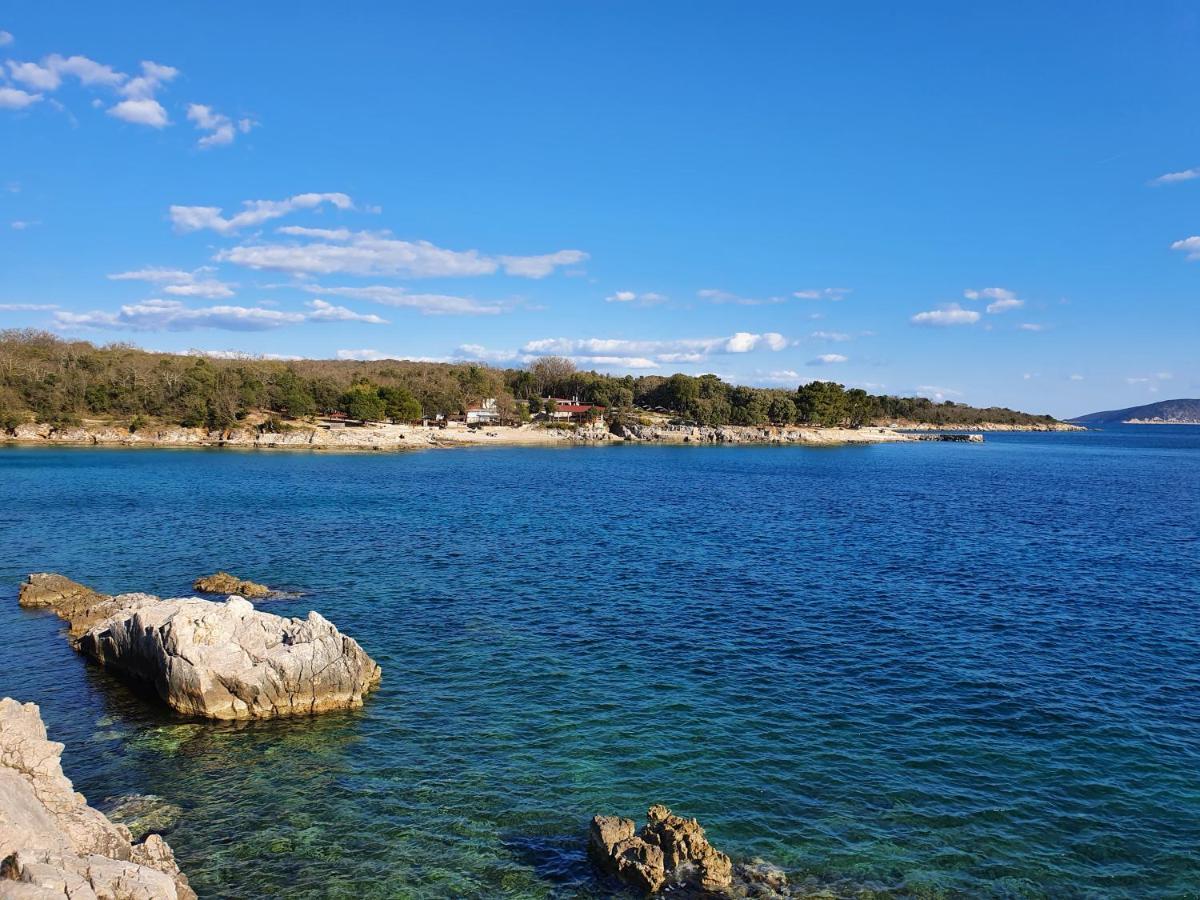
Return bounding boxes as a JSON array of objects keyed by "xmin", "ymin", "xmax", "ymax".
[
  {"xmin": 170, "ymin": 192, "xmax": 354, "ymax": 234},
  {"xmin": 606, "ymin": 290, "xmax": 667, "ymax": 305},
  {"xmin": 304, "ymin": 298, "xmax": 387, "ymax": 324},
  {"xmin": 216, "ymin": 227, "xmax": 586, "ymax": 281},
  {"xmin": 284, "ymin": 283, "xmax": 503, "ymax": 315},
  {"xmin": 498, "ymin": 250, "xmax": 588, "ymax": 278},
  {"xmin": 964, "ymin": 286, "xmax": 1024, "ymax": 313},
  {"xmin": 1170, "ymin": 236, "xmax": 1200, "ymax": 260},
  {"xmin": 3, "ymin": 53, "xmax": 175, "ymax": 129},
  {"xmin": 0, "ymin": 87, "xmax": 42, "ymax": 109},
  {"xmin": 1152, "ymin": 168, "xmax": 1200, "ymax": 185},
  {"xmin": 0, "ymin": 31, "xmax": 12, "ymax": 46},
  {"xmin": 456, "ymin": 344, "xmax": 521, "ymax": 363},
  {"xmin": 54, "ymin": 299, "xmax": 306, "ymax": 332},
  {"xmin": 52, "ymin": 295, "xmax": 385, "ymax": 332},
  {"xmin": 107, "ymin": 97, "xmax": 169, "ymax": 127},
  {"xmin": 108, "ymin": 267, "xmax": 236, "ymax": 299},
  {"xmin": 808, "ymin": 353, "xmax": 848, "ymax": 366},
  {"xmin": 793, "ymin": 288, "xmax": 851, "ymax": 301},
  {"xmin": 187, "ymin": 103, "xmax": 254, "ymax": 148},
  {"xmin": 520, "ymin": 332, "xmax": 789, "ymax": 364},
  {"xmin": 910, "ymin": 304, "xmax": 981, "ymax": 326},
  {"xmin": 916, "ymin": 385, "xmax": 963, "ymax": 401}
]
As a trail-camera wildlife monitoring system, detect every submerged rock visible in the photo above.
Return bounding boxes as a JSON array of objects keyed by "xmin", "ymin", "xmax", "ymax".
[
  {"xmin": 589, "ymin": 805, "xmax": 735, "ymax": 895},
  {"xmin": 0, "ymin": 697, "xmax": 196, "ymax": 899},
  {"xmin": 192, "ymin": 571, "xmax": 273, "ymax": 598},
  {"xmin": 18, "ymin": 573, "xmax": 382, "ymax": 720},
  {"xmin": 101, "ymin": 794, "xmax": 183, "ymax": 842}
]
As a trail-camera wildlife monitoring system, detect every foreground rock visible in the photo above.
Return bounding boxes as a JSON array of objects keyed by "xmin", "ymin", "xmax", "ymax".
[
  {"xmin": 0, "ymin": 697, "xmax": 195, "ymax": 899},
  {"xmin": 18, "ymin": 573, "xmax": 382, "ymax": 720},
  {"xmin": 590, "ymin": 805, "xmax": 735, "ymax": 895},
  {"xmin": 192, "ymin": 571, "xmax": 272, "ymax": 599}
]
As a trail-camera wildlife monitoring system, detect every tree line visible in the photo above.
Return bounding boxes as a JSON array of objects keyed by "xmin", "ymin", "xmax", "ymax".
[{"xmin": 0, "ymin": 330, "xmax": 1058, "ymax": 431}]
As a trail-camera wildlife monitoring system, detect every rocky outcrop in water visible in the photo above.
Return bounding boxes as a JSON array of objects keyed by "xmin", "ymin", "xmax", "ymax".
[
  {"xmin": 18, "ymin": 573, "xmax": 382, "ymax": 720},
  {"xmin": 589, "ymin": 806, "xmax": 800, "ymax": 898},
  {"xmin": 100, "ymin": 795, "xmax": 183, "ymax": 843},
  {"xmin": 589, "ymin": 805, "xmax": 735, "ymax": 894},
  {"xmin": 0, "ymin": 697, "xmax": 195, "ymax": 899},
  {"xmin": 192, "ymin": 571, "xmax": 272, "ymax": 599}
]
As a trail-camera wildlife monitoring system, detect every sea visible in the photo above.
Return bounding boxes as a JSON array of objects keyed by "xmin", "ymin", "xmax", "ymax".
[{"xmin": 1, "ymin": 426, "xmax": 1197, "ymax": 898}]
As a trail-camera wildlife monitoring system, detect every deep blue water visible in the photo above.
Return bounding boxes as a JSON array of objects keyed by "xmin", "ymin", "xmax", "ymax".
[{"xmin": 1, "ymin": 427, "xmax": 1198, "ymax": 899}]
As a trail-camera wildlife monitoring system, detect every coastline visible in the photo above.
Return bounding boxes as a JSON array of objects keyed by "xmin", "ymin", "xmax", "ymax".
[{"xmin": 0, "ymin": 420, "xmax": 997, "ymax": 452}]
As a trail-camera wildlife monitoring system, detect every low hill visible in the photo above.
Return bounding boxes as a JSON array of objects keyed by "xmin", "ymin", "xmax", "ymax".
[{"xmin": 1070, "ymin": 398, "xmax": 1200, "ymax": 425}]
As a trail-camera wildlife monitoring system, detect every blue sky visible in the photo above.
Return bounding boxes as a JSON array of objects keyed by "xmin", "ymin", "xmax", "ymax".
[{"xmin": 1, "ymin": 2, "xmax": 1198, "ymax": 418}]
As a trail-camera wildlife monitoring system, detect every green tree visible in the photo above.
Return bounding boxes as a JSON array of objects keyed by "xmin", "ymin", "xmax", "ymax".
[
  {"xmin": 767, "ymin": 396, "xmax": 797, "ymax": 424},
  {"xmin": 340, "ymin": 383, "xmax": 387, "ymax": 422},
  {"xmin": 379, "ymin": 385, "xmax": 422, "ymax": 422}
]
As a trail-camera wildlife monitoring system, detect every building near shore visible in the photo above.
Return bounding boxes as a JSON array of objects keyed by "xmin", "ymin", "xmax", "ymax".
[{"xmin": 466, "ymin": 398, "xmax": 501, "ymax": 425}]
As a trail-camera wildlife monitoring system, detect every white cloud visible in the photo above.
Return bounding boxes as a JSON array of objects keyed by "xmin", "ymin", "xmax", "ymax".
[
  {"xmin": 0, "ymin": 303, "xmax": 58, "ymax": 311},
  {"xmin": 54, "ymin": 299, "xmax": 306, "ymax": 332},
  {"xmin": 793, "ymin": 288, "xmax": 851, "ymax": 301},
  {"xmin": 277, "ymin": 226, "xmax": 353, "ymax": 240},
  {"xmin": 107, "ymin": 98, "xmax": 169, "ymax": 128},
  {"xmin": 916, "ymin": 385, "xmax": 963, "ymax": 401},
  {"xmin": 218, "ymin": 228, "xmax": 586, "ymax": 281},
  {"xmin": 187, "ymin": 103, "xmax": 254, "ymax": 149},
  {"xmin": 0, "ymin": 87, "xmax": 42, "ymax": 109},
  {"xmin": 119, "ymin": 60, "xmax": 177, "ymax": 99},
  {"xmin": 6, "ymin": 60, "xmax": 59, "ymax": 90},
  {"xmin": 808, "ymin": 353, "xmax": 848, "ymax": 366},
  {"xmin": 606, "ymin": 290, "xmax": 667, "ymax": 305},
  {"xmin": 964, "ymin": 286, "xmax": 1024, "ymax": 313},
  {"xmin": 1018, "ymin": 323, "xmax": 1046, "ymax": 332},
  {"xmin": 911, "ymin": 303, "xmax": 981, "ymax": 326},
  {"xmin": 0, "ymin": 31, "xmax": 12, "ymax": 46},
  {"xmin": 10, "ymin": 220, "xmax": 37, "ymax": 230},
  {"xmin": 1152, "ymin": 168, "xmax": 1200, "ymax": 185},
  {"xmin": 1069, "ymin": 374, "xmax": 1084, "ymax": 381},
  {"xmin": 699, "ymin": 288, "xmax": 787, "ymax": 306},
  {"xmin": 108, "ymin": 267, "xmax": 236, "ymax": 299},
  {"xmin": 171, "ymin": 192, "xmax": 354, "ymax": 234},
  {"xmin": 520, "ymin": 332, "xmax": 789, "ymax": 364},
  {"xmin": 456, "ymin": 344, "xmax": 521, "ymax": 363},
  {"xmin": 498, "ymin": 249, "xmax": 588, "ymax": 278},
  {"xmin": 336, "ymin": 349, "xmax": 387, "ymax": 361},
  {"xmin": 285, "ymin": 283, "xmax": 503, "ymax": 316},
  {"xmin": 1170, "ymin": 236, "xmax": 1200, "ymax": 260},
  {"xmin": 163, "ymin": 280, "xmax": 235, "ymax": 299},
  {"xmin": 304, "ymin": 299, "xmax": 387, "ymax": 324},
  {"xmin": 335, "ymin": 349, "xmax": 452, "ymax": 363},
  {"xmin": 810, "ymin": 330, "xmax": 852, "ymax": 341},
  {"xmin": 573, "ymin": 355, "xmax": 659, "ymax": 369}
]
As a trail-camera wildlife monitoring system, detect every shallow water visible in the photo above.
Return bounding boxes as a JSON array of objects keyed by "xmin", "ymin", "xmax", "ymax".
[{"xmin": 1, "ymin": 427, "xmax": 1198, "ymax": 898}]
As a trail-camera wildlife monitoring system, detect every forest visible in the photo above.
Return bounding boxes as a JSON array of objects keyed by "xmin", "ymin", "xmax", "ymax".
[{"xmin": 0, "ymin": 330, "xmax": 1060, "ymax": 431}]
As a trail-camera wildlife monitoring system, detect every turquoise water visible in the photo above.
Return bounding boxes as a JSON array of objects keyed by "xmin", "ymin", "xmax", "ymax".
[{"xmin": 1, "ymin": 428, "xmax": 1198, "ymax": 898}]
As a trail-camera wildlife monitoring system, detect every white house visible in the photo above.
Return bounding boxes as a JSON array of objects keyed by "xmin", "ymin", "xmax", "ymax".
[{"xmin": 466, "ymin": 397, "xmax": 501, "ymax": 424}]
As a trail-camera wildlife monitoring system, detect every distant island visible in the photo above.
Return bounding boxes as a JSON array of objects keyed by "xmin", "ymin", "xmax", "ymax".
[
  {"xmin": 1070, "ymin": 398, "xmax": 1200, "ymax": 426},
  {"xmin": 0, "ymin": 330, "xmax": 1077, "ymax": 449}
]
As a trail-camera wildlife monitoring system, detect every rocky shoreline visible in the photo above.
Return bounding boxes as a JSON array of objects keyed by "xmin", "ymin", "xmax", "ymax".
[
  {"xmin": 0, "ymin": 698, "xmax": 195, "ymax": 899},
  {"xmin": 0, "ymin": 419, "xmax": 1020, "ymax": 452}
]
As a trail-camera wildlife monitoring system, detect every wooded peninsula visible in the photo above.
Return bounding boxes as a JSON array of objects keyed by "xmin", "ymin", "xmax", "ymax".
[{"xmin": 0, "ymin": 330, "xmax": 1062, "ymax": 432}]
